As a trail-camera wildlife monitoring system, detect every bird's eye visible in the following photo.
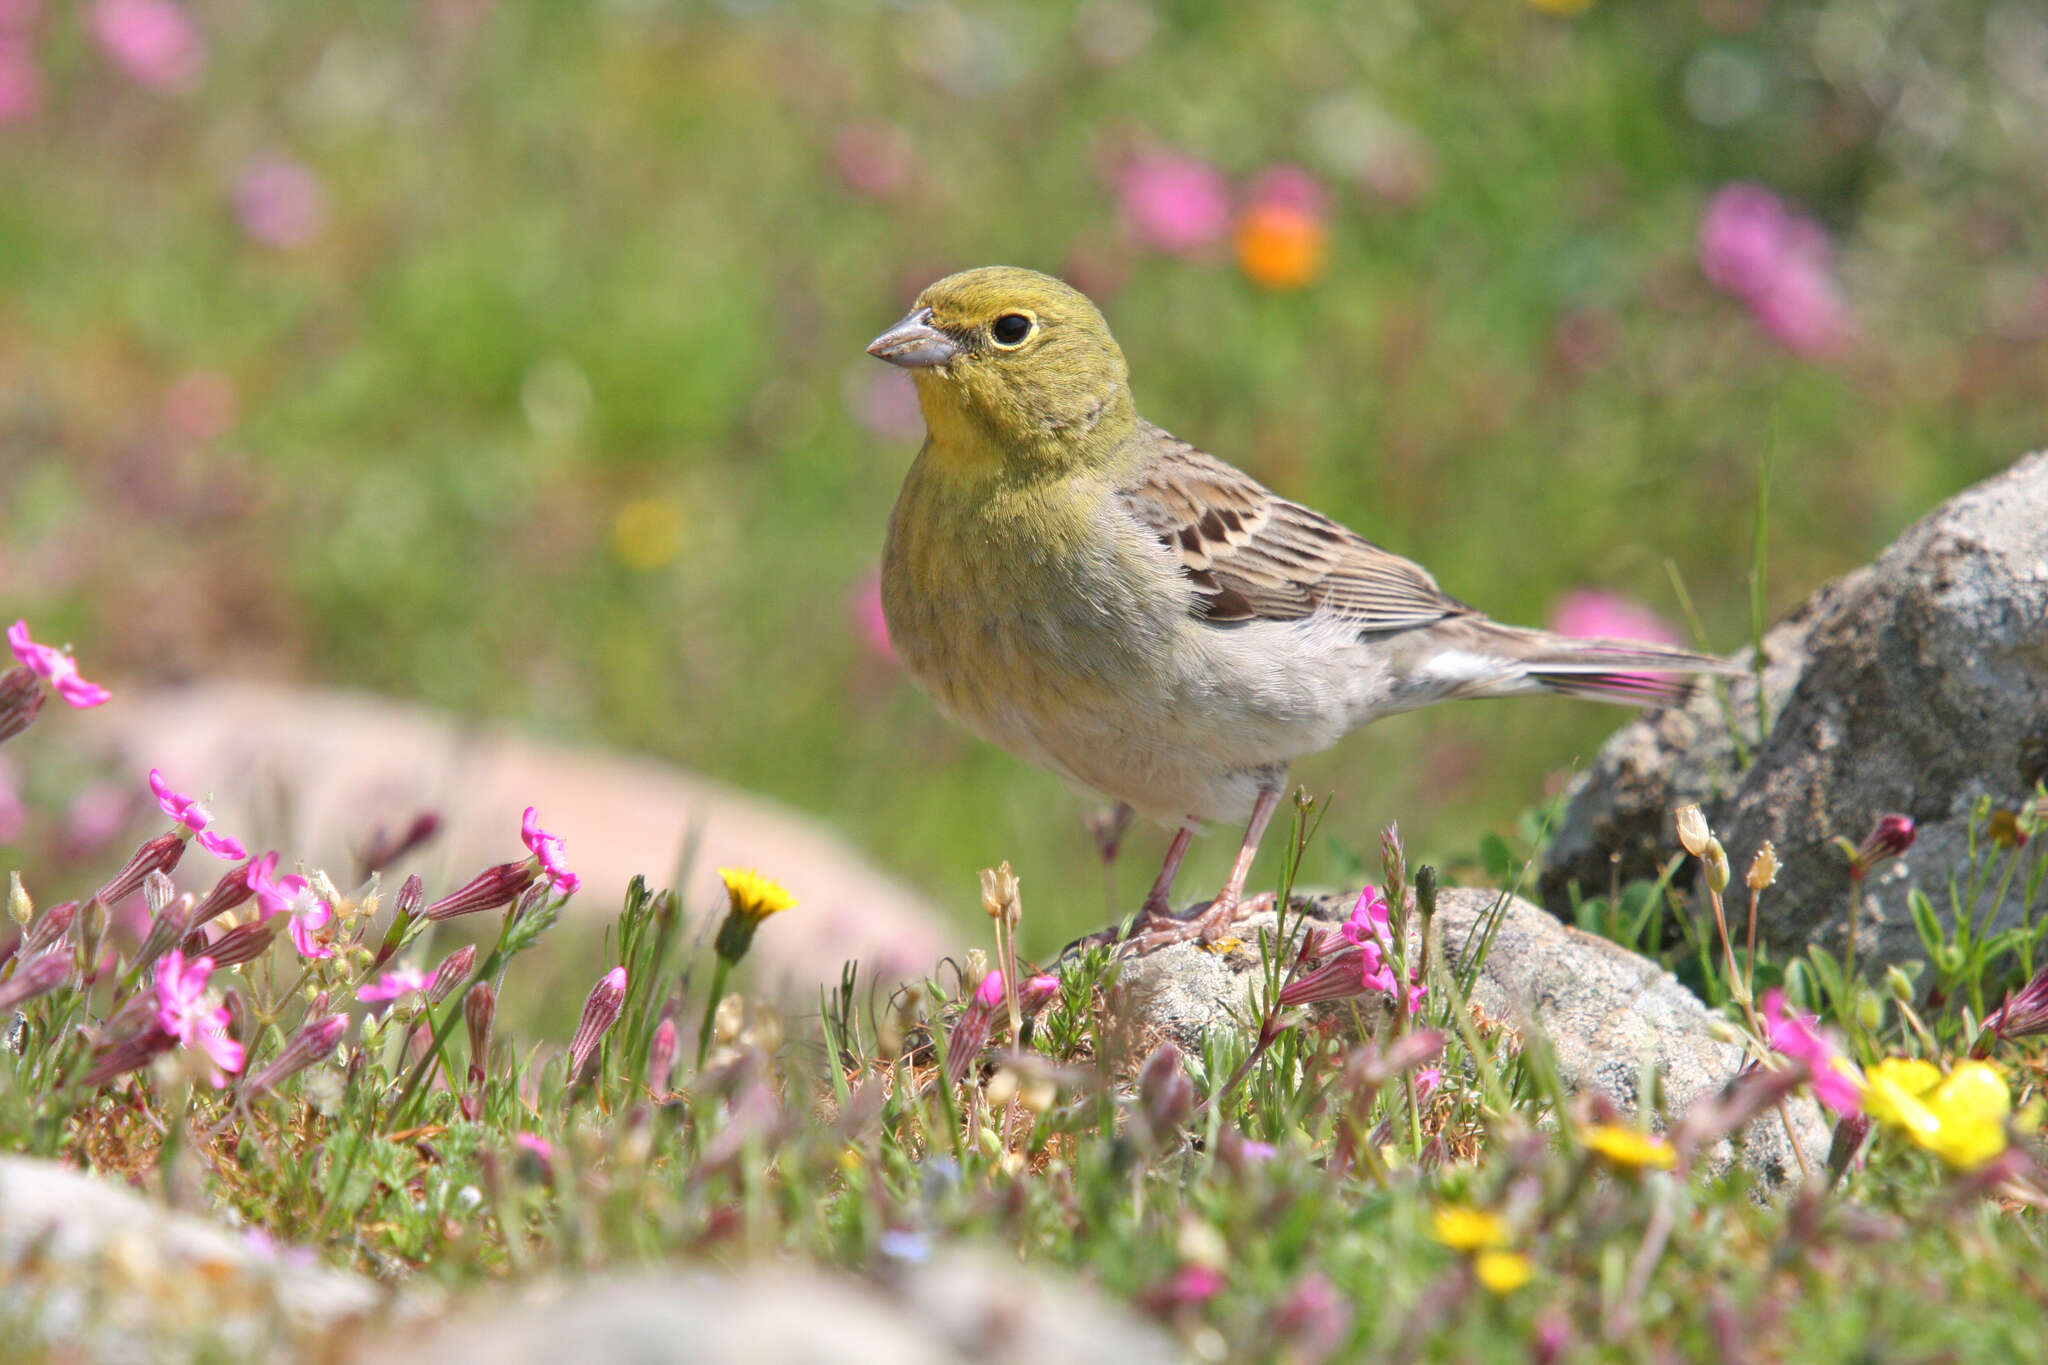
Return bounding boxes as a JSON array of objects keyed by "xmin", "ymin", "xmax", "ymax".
[{"xmin": 990, "ymin": 313, "xmax": 1034, "ymax": 347}]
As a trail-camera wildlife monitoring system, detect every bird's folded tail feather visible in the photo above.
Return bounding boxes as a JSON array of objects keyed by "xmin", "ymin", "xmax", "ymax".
[{"xmin": 1424, "ymin": 621, "xmax": 1741, "ymax": 709}]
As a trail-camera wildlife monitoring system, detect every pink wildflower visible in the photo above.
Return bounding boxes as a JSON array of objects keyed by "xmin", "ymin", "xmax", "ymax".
[
  {"xmin": 1118, "ymin": 151, "xmax": 1230, "ymax": 257},
  {"xmin": 0, "ymin": 37, "xmax": 41, "ymax": 125},
  {"xmin": 233, "ymin": 157, "xmax": 327, "ymax": 249},
  {"xmin": 1760, "ymin": 988, "xmax": 1861, "ymax": 1114},
  {"xmin": 357, "ymin": 962, "xmax": 433, "ymax": 1006},
  {"xmin": 1851, "ymin": 814, "xmax": 1916, "ymax": 879},
  {"xmin": 90, "ymin": 0, "xmax": 204, "ymax": 93},
  {"xmin": 1548, "ymin": 590, "xmax": 1683, "ymax": 648},
  {"xmin": 848, "ymin": 569, "xmax": 897, "ymax": 666},
  {"xmin": 1698, "ymin": 183, "xmax": 1849, "ymax": 357},
  {"xmin": 567, "ymin": 966, "xmax": 627, "ymax": 1079},
  {"xmin": 1245, "ymin": 163, "xmax": 1330, "ymax": 218},
  {"xmin": 154, "ymin": 949, "xmax": 243, "ymax": 1080},
  {"xmin": 7, "ymin": 620, "xmax": 111, "ymax": 708},
  {"xmin": 147, "ymin": 768, "xmax": 247, "ymax": 860},
  {"xmin": 1161, "ymin": 1264, "xmax": 1224, "ymax": 1305},
  {"xmin": 1416, "ymin": 1066, "xmax": 1443, "ymax": 1101},
  {"xmin": 520, "ymin": 806, "xmax": 580, "ymax": 894},
  {"xmin": 247, "ymin": 853, "xmax": 334, "ymax": 959},
  {"xmin": 832, "ymin": 119, "xmax": 915, "ymax": 199},
  {"xmin": 1019, "ymin": 972, "xmax": 1061, "ymax": 1011},
  {"xmin": 945, "ymin": 970, "xmax": 1004, "ymax": 1084}
]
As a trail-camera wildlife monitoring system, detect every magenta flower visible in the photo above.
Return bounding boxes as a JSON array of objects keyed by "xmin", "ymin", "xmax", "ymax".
[
  {"xmin": 154, "ymin": 949, "xmax": 243, "ymax": 1081},
  {"xmin": 233, "ymin": 157, "xmax": 327, "ymax": 249},
  {"xmin": 1984, "ymin": 959, "xmax": 2048, "ymax": 1042},
  {"xmin": 847, "ymin": 569, "xmax": 897, "ymax": 666},
  {"xmin": 247, "ymin": 852, "xmax": 334, "ymax": 959},
  {"xmin": 1852, "ymin": 813, "xmax": 1916, "ymax": 878},
  {"xmin": 945, "ymin": 969, "xmax": 1004, "ymax": 1084},
  {"xmin": 357, "ymin": 962, "xmax": 433, "ymax": 1006},
  {"xmin": 0, "ymin": 37, "xmax": 42, "ymax": 125},
  {"xmin": 1416, "ymin": 1066, "xmax": 1443, "ymax": 1101},
  {"xmin": 520, "ymin": 806, "xmax": 580, "ymax": 894},
  {"xmin": 1019, "ymin": 972, "xmax": 1061, "ymax": 1011},
  {"xmin": 1245, "ymin": 163, "xmax": 1330, "ymax": 218},
  {"xmin": 1698, "ymin": 183, "xmax": 1849, "ymax": 358},
  {"xmin": 1548, "ymin": 590, "xmax": 1683, "ymax": 648},
  {"xmin": 1118, "ymin": 151, "xmax": 1230, "ymax": 257},
  {"xmin": 147, "ymin": 768, "xmax": 247, "ymax": 860},
  {"xmin": 8, "ymin": 620, "xmax": 111, "ymax": 708},
  {"xmin": 90, "ymin": 0, "xmax": 204, "ymax": 93},
  {"xmin": 1277, "ymin": 886, "xmax": 1425, "ymax": 1014},
  {"xmin": 1760, "ymin": 988, "xmax": 1861, "ymax": 1114}
]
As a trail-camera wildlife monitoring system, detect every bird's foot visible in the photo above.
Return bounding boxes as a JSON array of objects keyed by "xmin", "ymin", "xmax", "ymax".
[{"xmin": 1120, "ymin": 890, "xmax": 1277, "ymax": 954}]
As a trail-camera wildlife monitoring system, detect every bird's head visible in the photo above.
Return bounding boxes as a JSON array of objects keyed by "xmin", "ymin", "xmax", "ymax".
[{"xmin": 867, "ymin": 267, "xmax": 1134, "ymax": 471}]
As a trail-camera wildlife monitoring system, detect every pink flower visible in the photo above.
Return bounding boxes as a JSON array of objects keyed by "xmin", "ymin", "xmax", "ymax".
[
  {"xmin": 234, "ymin": 157, "xmax": 327, "ymax": 249},
  {"xmin": 848, "ymin": 569, "xmax": 896, "ymax": 666},
  {"xmin": 61, "ymin": 781, "xmax": 132, "ymax": 858},
  {"xmin": 1760, "ymin": 988, "xmax": 1861, "ymax": 1114},
  {"xmin": 568, "ymin": 966, "xmax": 627, "ymax": 1079},
  {"xmin": 90, "ymin": 0, "xmax": 204, "ymax": 93},
  {"xmin": 1698, "ymin": 183, "xmax": 1849, "ymax": 358},
  {"xmin": 1416, "ymin": 1066, "xmax": 1443, "ymax": 1101},
  {"xmin": 0, "ymin": 754, "xmax": 23, "ymax": 843},
  {"xmin": 1162, "ymin": 1264, "xmax": 1224, "ymax": 1305},
  {"xmin": 1279, "ymin": 886, "xmax": 1425, "ymax": 1014},
  {"xmin": 357, "ymin": 962, "xmax": 433, "ymax": 1005},
  {"xmin": 1118, "ymin": 151, "xmax": 1230, "ymax": 257},
  {"xmin": 162, "ymin": 370, "xmax": 237, "ymax": 441},
  {"xmin": 0, "ymin": 37, "xmax": 42, "ymax": 125},
  {"xmin": 1245, "ymin": 164, "xmax": 1329, "ymax": 218},
  {"xmin": 247, "ymin": 852, "xmax": 334, "ymax": 960},
  {"xmin": 1019, "ymin": 973, "xmax": 1061, "ymax": 1011},
  {"xmin": 154, "ymin": 949, "xmax": 243, "ymax": 1080},
  {"xmin": 1548, "ymin": 590, "xmax": 1683, "ymax": 648},
  {"xmin": 147, "ymin": 768, "xmax": 247, "ymax": 860},
  {"xmin": 8, "ymin": 620, "xmax": 112, "ymax": 708},
  {"xmin": 520, "ymin": 806, "xmax": 580, "ymax": 894},
  {"xmin": 832, "ymin": 119, "xmax": 915, "ymax": 199},
  {"xmin": 975, "ymin": 968, "xmax": 1005, "ymax": 1009}
]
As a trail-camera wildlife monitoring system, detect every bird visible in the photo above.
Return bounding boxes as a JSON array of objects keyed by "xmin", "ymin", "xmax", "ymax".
[{"xmin": 868, "ymin": 266, "xmax": 1737, "ymax": 947}]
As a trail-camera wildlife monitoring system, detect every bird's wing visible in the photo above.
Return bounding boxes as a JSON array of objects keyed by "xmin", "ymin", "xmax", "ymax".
[{"xmin": 1116, "ymin": 423, "xmax": 1474, "ymax": 633}]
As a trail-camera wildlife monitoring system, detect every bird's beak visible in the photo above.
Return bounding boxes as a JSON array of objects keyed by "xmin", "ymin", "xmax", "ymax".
[{"xmin": 866, "ymin": 307, "xmax": 962, "ymax": 369}]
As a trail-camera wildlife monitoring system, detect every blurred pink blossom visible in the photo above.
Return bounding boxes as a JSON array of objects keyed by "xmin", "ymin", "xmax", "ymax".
[
  {"xmin": 1761, "ymin": 988, "xmax": 1861, "ymax": 1114},
  {"xmin": 91, "ymin": 0, "xmax": 204, "ymax": 93},
  {"xmin": 833, "ymin": 120, "xmax": 915, "ymax": 199},
  {"xmin": 0, "ymin": 755, "xmax": 23, "ymax": 843},
  {"xmin": 358, "ymin": 962, "xmax": 433, "ymax": 1005},
  {"xmin": 162, "ymin": 371, "xmax": 237, "ymax": 440},
  {"xmin": 1118, "ymin": 151, "xmax": 1230, "ymax": 257},
  {"xmin": 62, "ymin": 781, "xmax": 132, "ymax": 858},
  {"xmin": 520, "ymin": 805, "xmax": 579, "ymax": 894},
  {"xmin": 848, "ymin": 569, "xmax": 896, "ymax": 666},
  {"xmin": 845, "ymin": 365, "xmax": 923, "ymax": 443},
  {"xmin": 1548, "ymin": 590, "xmax": 1683, "ymax": 648},
  {"xmin": 0, "ymin": 1, "xmax": 44, "ymax": 29},
  {"xmin": 234, "ymin": 158, "xmax": 327, "ymax": 249},
  {"xmin": 1698, "ymin": 183, "xmax": 1849, "ymax": 357},
  {"xmin": 248, "ymin": 853, "xmax": 335, "ymax": 960},
  {"xmin": 1245, "ymin": 163, "xmax": 1329, "ymax": 218},
  {"xmin": 8, "ymin": 619, "xmax": 112, "ymax": 708},
  {"xmin": 155, "ymin": 948, "xmax": 243, "ymax": 1081},
  {"xmin": 0, "ymin": 38, "xmax": 42, "ymax": 125}
]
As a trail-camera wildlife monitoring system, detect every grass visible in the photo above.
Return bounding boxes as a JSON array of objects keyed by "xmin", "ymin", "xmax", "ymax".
[{"xmin": 3, "ymin": 692, "xmax": 2048, "ymax": 1358}]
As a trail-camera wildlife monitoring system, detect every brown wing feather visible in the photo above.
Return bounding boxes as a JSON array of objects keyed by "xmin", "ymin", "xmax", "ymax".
[{"xmin": 1117, "ymin": 423, "xmax": 1473, "ymax": 633}]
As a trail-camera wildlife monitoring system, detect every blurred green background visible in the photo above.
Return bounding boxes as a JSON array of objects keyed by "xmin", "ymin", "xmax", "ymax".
[{"xmin": 3, "ymin": 0, "xmax": 2044, "ymax": 949}]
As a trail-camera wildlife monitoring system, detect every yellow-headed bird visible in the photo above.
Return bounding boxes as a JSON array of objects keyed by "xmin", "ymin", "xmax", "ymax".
[{"xmin": 870, "ymin": 266, "xmax": 1734, "ymax": 945}]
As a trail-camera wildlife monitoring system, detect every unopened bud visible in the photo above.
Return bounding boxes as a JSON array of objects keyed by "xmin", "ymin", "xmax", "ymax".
[
  {"xmin": 647, "ymin": 1017, "xmax": 679, "ymax": 1093},
  {"xmin": 465, "ymin": 982, "xmax": 497, "ymax": 1073},
  {"xmin": 568, "ymin": 967, "xmax": 627, "ymax": 1081},
  {"xmin": 203, "ymin": 917, "xmax": 280, "ymax": 968},
  {"xmin": 245, "ymin": 1013, "xmax": 348, "ymax": 1095},
  {"xmin": 360, "ymin": 811, "xmax": 443, "ymax": 875},
  {"xmin": 7, "ymin": 871, "xmax": 30, "ymax": 928},
  {"xmin": 186, "ymin": 858, "xmax": 257, "ymax": 932},
  {"xmin": 1885, "ymin": 964, "xmax": 1918, "ymax": 1003},
  {"xmin": 964, "ymin": 948, "xmax": 988, "ymax": 984},
  {"xmin": 1746, "ymin": 841, "xmax": 1779, "ymax": 892},
  {"xmin": 423, "ymin": 861, "xmax": 539, "ymax": 920},
  {"xmin": 24, "ymin": 899, "xmax": 76, "ymax": 954},
  {"xmin": 96, "ymin": 833, "xmax": 186, "ymax": 908},
  {"xmin": 428, "ymin": 944, "xmax": 476, "ymax": 1003},
  {"xmin": 1851, "ymin": 814, "xmax": 1916, "ymax": 879},
  {"xmin": 1703, "ymin": 838, "xmax": 1731, "ymax": 895},
  {"xmin": 0, "ymin": 666, "xmax": 45, "ymax": 743},
  {"xmin": 1675, "ymin": 804, "xmax": 1712, "ymax": 857},
  {"xmin": 1380, "ymin": 822, "xmax": 1408, "ymax": 907},
  {"xmin": 1856, "ymin": 994, "xmax": 1884, "ymax": 1031},
  {"xmin": 0, "ymin": 950, "xmax": 73, "ymax": 1012},
  {"xmin": 393, "ymin": 872, "xmax": 425, "ymax": 919},
  {"xmin": 978, "ymin": 861, "xmax": 1020, "ymax": 922}
]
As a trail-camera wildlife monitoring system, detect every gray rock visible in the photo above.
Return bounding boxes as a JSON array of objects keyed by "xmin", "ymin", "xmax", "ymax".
[
  {"xmin": 1121, "ymin": 888, "xmax": 1830, "ymax": 1182},
  {"xmin": 0, "ymin": 1154, "xmax": 380, "ymax": 1360},
  {"xmin": 1542, "ymin": 451, "xmax": 2048, "ymax": 975},
  {"xmin": 354, "ymin": 1255, "xmax": 1184, "ymax": 1365}
]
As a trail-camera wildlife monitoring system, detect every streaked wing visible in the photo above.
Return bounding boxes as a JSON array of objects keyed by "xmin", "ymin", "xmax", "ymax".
[{"xmin": 1117, "ymin": 422, "xmax": 1473, "ymax": 634}]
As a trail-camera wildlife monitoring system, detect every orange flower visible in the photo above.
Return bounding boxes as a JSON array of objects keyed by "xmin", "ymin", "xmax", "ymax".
[{"xmin": 1233, "ymin": 203, "xmax": 1328, "ymax": 291}]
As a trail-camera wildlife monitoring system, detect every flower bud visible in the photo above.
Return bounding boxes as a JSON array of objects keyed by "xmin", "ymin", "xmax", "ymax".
[
  {"xmin": 1675, "ymin": 804, "xmax": 1711, "ymax": 857},
  {"xmin": 1746, "ymin": 841, "xmax": 1779, "ymax": 892},
  {"xmin": 1703, "ymin": 838, "xmax": 1731, "ymax": 895},
  {"xmin": 202, "ymin": 917, "xmax": 280, "ymax": 968},
  {"xmin": 1851, "ymin": 813, "xmax": 1915, "ymax": 879},
  {"xmin": 423, "ymin": 861, "xmax": 539, "ymax": 920},
  {"xmin": 0, "ymin": 950, "xmax": 73, "ymax": 1013},
  {"xmin": 568, "ymin": 967, "xmax": 628, "ymax": 1081},
  {"xmin": 1886, "ymin": 964, "xmax": 1919, "ymax": 1004},
  {"xmin": 24, "ymin": 900, "xmax": 76, "ymax": 955},
  {"xmin": 978, "ymin": 861, "xmax": 1020, "ymax": 922},
  {"xmin": 465, "ymin": 981, "xmax": 497, "ymax": 1076},
  {"xmin": 7, "ymin": 871, "xmax": 30, "ymax": 928},
  {"xmin": 360, "ymin": 811, "xmax": 443, "ymax": 875},
  {"xmin": 647, "ymin": 1016, "xmax": 679, "ymax": 1093},
  {"xmin": 245, "ymin": 1013, "xmax": 348, "ymax": 1095},
  {"xmin": 0, "ymin": 665, "xmax": 46, "ymax": 742},
  {"xmin": 96, "ymin": 834, "xmax": 186, "ymax": 909},
  {"xmin": 429, "ymin": 944, "xmax": 476, "ymax": 1003},
  {"xmin": 186, "ymin": 857, "xmax": 257, "ymax": 932}
]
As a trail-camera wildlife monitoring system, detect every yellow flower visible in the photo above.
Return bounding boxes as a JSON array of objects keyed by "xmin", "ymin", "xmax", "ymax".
[
  {"xmin": 1474, "ymin": 1250, "xmax": 1534, "ymax": 1295},
  {"xmin": 1431, "ymin": 1204, "xmax": 1508, "ymax": 1251},
  {"xmin": 1526, "ymin": 0, "xmax": 1594, "ymax": 13},
  {"xmin": 718, "ymin": 867, "xmax": 795, "ymax": 921},
  {"xmin": 1581, "ymin": 1123, "xmax": 1677, "ymax": 1171},
  {"xmin": 1864, "ymin": 1057, "xmax": 2011, "ymax": 1170},
  {"xmin": 612, "ymin": 496, "xmax": 686, "ymax": 572},
  {"xmin": 713, "ymin": 867, "xmax": 795, "ymax": 964}
]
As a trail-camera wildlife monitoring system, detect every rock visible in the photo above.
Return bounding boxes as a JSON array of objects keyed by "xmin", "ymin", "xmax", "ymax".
[
  {"xmin": 1120, "ymin": 888, "xmax": 1831, "ymax": 1182},
  {"xmin": 0, "ymin": 1154, "xmax": 380, "ymax": 1360},
  {"xmin": 1542, "ymin": 451, "xmax": 2048, "ymax": 974},
  {"xmin": 71, "ymin": 681, "xmax": 948, "ymax": 987},
  {"xmin": 352, "ymin": 1254, "xmax": 1183, "ymax": 1365}
]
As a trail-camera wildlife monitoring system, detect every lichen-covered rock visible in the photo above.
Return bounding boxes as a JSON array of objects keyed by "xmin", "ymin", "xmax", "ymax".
[
  {"xmin": 1118, "ymin": 888, "xmax": 1830, "ymax": 1182},
  {"xmin": 1542, "ymin": 451, "xmax": 2048, "ymax": 974}
]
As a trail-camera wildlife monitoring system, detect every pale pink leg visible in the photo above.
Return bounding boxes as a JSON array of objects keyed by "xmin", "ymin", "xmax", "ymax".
[
  {"xmin": 1186, "ymin": 783, "xmax": 1283, "ymax": 942},
  {"xmin": 1138, "ymin": 823, "xmax": 1195, "ymax": 922}
]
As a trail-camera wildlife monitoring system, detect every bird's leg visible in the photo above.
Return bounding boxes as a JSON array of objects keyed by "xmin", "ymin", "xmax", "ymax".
[
  {"xmin": 1088, "ymin": 802, "xmax": 1135, "ymax": 919},
  {"xmin": 1136, "ymin": 823, "xmax": 1195, "ymax": 927},
  {"xmin": 1185, "ymin": 783, "xmax": 1283, "ymax": 943}
]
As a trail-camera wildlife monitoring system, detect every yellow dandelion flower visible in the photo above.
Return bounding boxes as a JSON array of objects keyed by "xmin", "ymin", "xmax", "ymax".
[
  {"xmin": 612, "ymin": 496, "xmax": 686, "ymax": 572},
  {"xmin": 1864, "ymin": 1057, "xmax": 2011, "ymax": 1170},
  {"xmin": 713, "ymin": 867, "xmax": 795, "ymax": 964},
  {"xmin": 1581, "ymin": 1123, "xmax": 1677, "ymax": 1171},
  {"xmin": 1431, "ymin": 1204, "xmax": 1508, "ymax": 1252},
  {"xmin": 1474, "ymin": 1250, "xmax": 1535, "ymax": 1295},
  {"xmin": 1862, "ymin": 1057, "xmax": 1943, "ymax": 1144}
]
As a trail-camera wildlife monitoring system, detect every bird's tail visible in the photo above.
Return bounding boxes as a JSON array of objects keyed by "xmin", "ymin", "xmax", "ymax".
[{"xmin": 1421, "ymin": 619, "xmax": 1742, "ymax": 709}]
